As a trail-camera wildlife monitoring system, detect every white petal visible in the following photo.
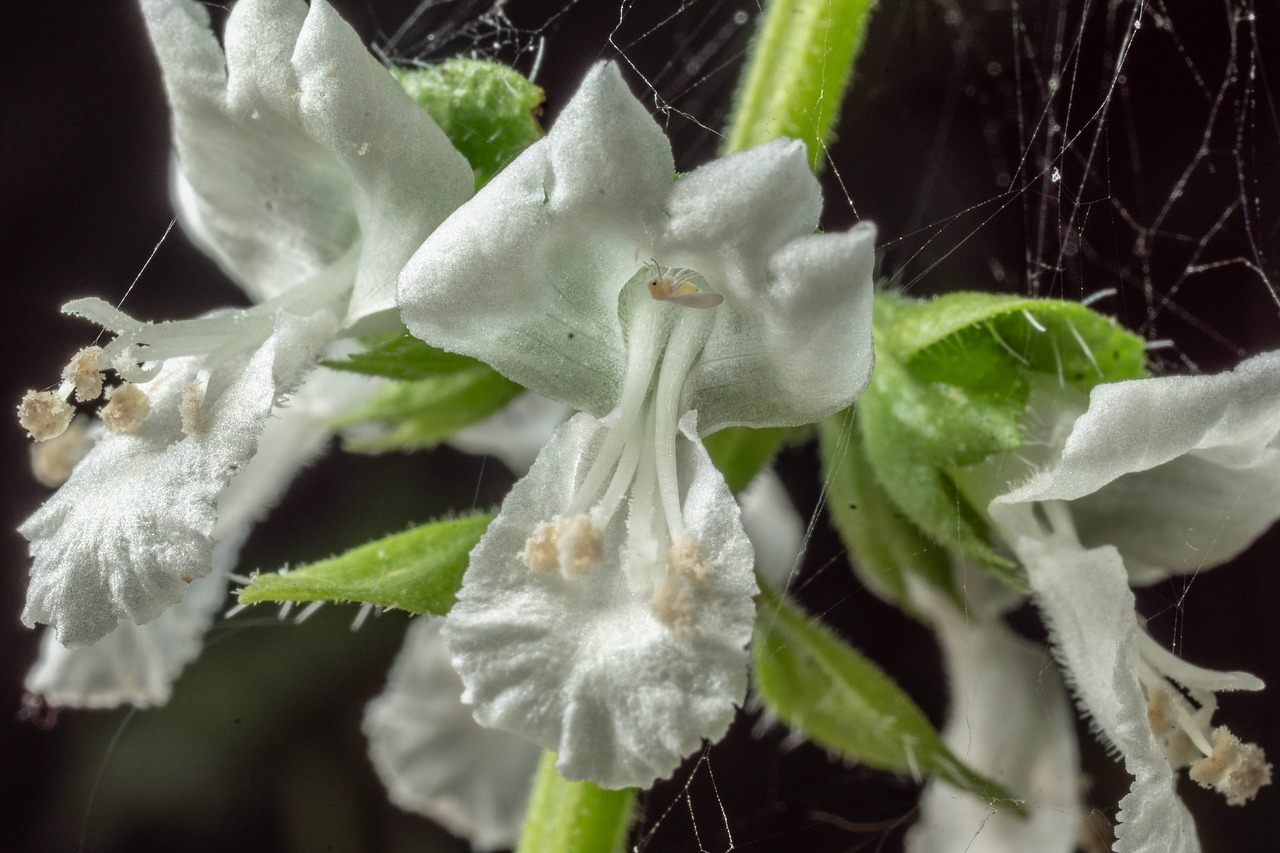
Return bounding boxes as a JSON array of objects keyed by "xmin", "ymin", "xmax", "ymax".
[
  {"xmin": 23, "ymin": 360, "xmax": 376, "ymax": 706},
  {"xmin": 144, "ymin": 0, "xmax": 471, "ymax": 317},
  {"xmin": 365, "ymin": 618, "xmax": 539, "ymax": 851},
  {"xmin": 444, "ymin": 412, "xmax": 757, "ymax": 789},
  {"xmin": 1017, "ymin": 532, "xmax": 1200, "ymax": 853},
  {"xmin": 24, "ymin": 562, "xmax": 230, "ymax": 709},
  {"xmin": 447, "ymin": 392, "xmax": 570, "ymax": 475},
  {"xmin": 684, "ymin": 221, "xmax": 878, "ymax": 433},
  {"xmin": 739, "ymin": 469, "xmax": 805, "ymax": 589},
  {"xmin": 20, "ymin": 311, "xmax": 336, "ymax": 648},
  {"xmin": 908, "ymin": 589, "xmax": 1081, "ymax": 853},
  {"xmin": 292, "ymin": 0, "xmax": 473, "ymax": 324},
  {"xmin": 399, "ymin": 63, "xmax": 673, "ymax": 417}
]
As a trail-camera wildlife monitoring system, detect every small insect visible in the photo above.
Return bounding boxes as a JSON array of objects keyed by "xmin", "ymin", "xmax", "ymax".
[{"xmin": 643, "ymin": 260, "xmax": 724, "ymax": 309}]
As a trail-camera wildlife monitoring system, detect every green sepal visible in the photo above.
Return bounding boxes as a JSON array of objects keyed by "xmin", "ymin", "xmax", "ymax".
[
  {"xmin": 335, "ymin": 366, "xmax": 524, "ymax": 453},
  {"xmin": 516, "ymin": 752, "xmax": 635, "ymax": 853},
  {"xmin": 704, "ymin": 425, "xmax": 791, "ymax": 494},
  {"xmin": 322, "ymin": 333, "xmax": 482, "ymax": 381},
  {"xmin": 888, "ymin": 292, "xmax": 1148, "ymax": 400},
  {"xmin": 753, "ymin": 586, "xmax": 1023, "ymax": 813},
  {"xmin": 237, "ymin": 513, "xmax": 491, "ymax": 614},
  {"xmin": 817, "ymin": 411, "xmax": 956, "ymax": 613},
  {"xmin": 858, "ymin": 348, "xmax": 1022, "ymax": 586},
  {"xmin": 392, "ymin": 59, "xmax": 544, "ymax": 189}
]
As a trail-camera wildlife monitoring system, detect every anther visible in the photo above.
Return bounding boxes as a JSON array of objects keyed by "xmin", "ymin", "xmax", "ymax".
[
  {"xmin": 101, "ymin": 383, "xmax": 150, "ymax": 434},
  {"xmin": 557, "ymin": 514, "xmax": 603, "ymax": 579},
  {"xmin": 61, "ymin": 346, "xmax": 105, "ymax": 403},
  {"xmin": 524, "ymin": 519, "xmax": 563, "ymax": 573},
  {"xmin": 667, "ymin": 535, "xmax": 709, "ymax": 586},
  {"xmin": 1189, "ymin": 727, "xmax": 1272, "ymax": 806},
  {"xmin": 18, "ymin": 391, "xmax": 73, "ymax": 441},
  {"xmin": 29, "ymin": 416, "xmax": 90, "ymax": 487},
  {"xmin": 651, "ymin": 574, "xmax": 698, "ymax": 640}
]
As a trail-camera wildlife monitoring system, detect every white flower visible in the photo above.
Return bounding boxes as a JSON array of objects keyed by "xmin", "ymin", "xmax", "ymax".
[
  {"xmin": 906, "ymin": 578, "xmax": 1083, "ymax": 853},
  {"xmin": 398, "ymin": 62, "xmax": 876, "ymax": 788},
  {"xmin": 362, "ymin": 469, "xmax": 805, "ymax": 847},
  {"xmin": 25, "ymin": 366, "xmax": 372, "ymax": 708},
  {"xmin": 985, "ymin": 351, "xmax": 1280, "ymax": 851},
  {"xmin": 19, "ymin": 0, "xmax": 472, "ymax": 648}
]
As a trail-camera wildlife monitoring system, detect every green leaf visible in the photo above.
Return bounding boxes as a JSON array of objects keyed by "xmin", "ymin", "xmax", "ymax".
[
  {"xmin": 817, "ymin": 411, "xmax": 955, "ymax": 613},
  {"xmin": 753, "ymin": 587, "xmax": 1022, "ymax": 812},
  {"xmin": 888, "ymin": 292, "xmax": 1148, "ymax": 400},
  {"xmin": 238, "ymin": 513, "xmax": 491, "ymax": 614},
  {"xmin": 704, "ymin": 425, "xmax": 791, "ymax": 494},
  {"xmin": 336, "ymin": 365, "xmax": 524, "ymax": 453},
  {"xmin": 858, "ymin": 349, "xmax": 1022, "ymax": 586},
  {"xmin": 722, "ymin": 0, "xmax": 879, "ymax": 171},
  {"xmin": 393, "ymin": 59, "xmax": 544, "ymax": 189},
  {"xmin": 322, "ymin": 333, "xmax": 482, "ymax": 381},
  {"xmin": 517, "ymin": 752, "xmax": 635, "ymax": 853}
]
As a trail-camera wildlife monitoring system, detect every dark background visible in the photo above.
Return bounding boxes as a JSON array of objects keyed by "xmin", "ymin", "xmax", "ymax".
[{"xmin": 2, "ymin": 1, "xmax": 1278, "ymax": 851}]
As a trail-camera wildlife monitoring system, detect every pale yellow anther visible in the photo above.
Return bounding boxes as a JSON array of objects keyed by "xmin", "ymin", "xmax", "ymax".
[
  {"xmin": 1189, "ymin": 727, "xmax": 1272, "ymax": 806},
  {"xmin": 61, "ymin": 346, "xmax": 104, "ymax": 402},
  {"xmin": 18, "ymin": 390, "xmax": 73, "ymax": 441},
  {"xmin": 101, "ymin": 383, "xmax": 150, "ymax": 434},
  {"xmin": 29, "ymin": 416, "xmax": 91, "ymax": 487},
  {"xmin": 557, "ymin": 515, "xmax": 603, "ymax": 579},
  {"xmin": 668, "ymin": 535, "xmax": 709, "ymax": 586},
  {"xmin": 651, "ymin": 574, "xmax": 698, "ymax": 641},
  {"xmin": 524, "ymin": 519, "xmax": 563, "ymax": 573}
]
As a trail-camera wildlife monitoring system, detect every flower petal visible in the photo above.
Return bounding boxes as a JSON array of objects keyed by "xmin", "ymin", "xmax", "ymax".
[
  {"xmin": 20, "ymin": 310, "xmax": 336, "ymax": 648},
  {"xmin": 398, "ymin": 63, "xmax": 675, "ymax": 417},
  {"xmin": 996, "ymin": 351, "xmax": 1280, "ymax": 582},
  {"xmin": 365, "ymin": 617, "xmax": 539, "ymax": 851},
  {"xmin": 292, "ymin": 0, "xmax": 473, "ymax": 324},
  {"xmin": 684, "ymin": 221, "xmax": 878, "ymax": 433},
  {"xmin": 1017, "ymin": 529, "xmax": 1200, "ymax": 853},
  {"xmin": 443, "ymin": 411, "xmax": 756, "ymax": 789},
  {"xmin": 908, "ymin": 589, "xmax": 1081, "ymax": 853},
  {"xmin": 23, "ymin": 361, "xmax": 376, "ymax": 705},
  {"xmin": 145, "ymin": 0, "xmax": 471, "ymax": 319}
]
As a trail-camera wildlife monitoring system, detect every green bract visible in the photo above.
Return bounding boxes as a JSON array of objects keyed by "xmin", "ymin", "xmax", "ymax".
[
  {"xmin": 238, "ymin": 513, "xmax": 491, "ymax": 614},
  {"xmin": 753, "ymin": 586, "xmax": 1020, "ymax": 810}
]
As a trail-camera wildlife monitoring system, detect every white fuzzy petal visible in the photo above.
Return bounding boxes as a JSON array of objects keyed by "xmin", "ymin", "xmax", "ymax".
[
  {"xmin": 908, "ymin": 589, "xmax": 1081, "ymax": 853},
  {"xmin": 365, "ymin": 618, "xmax": 539, "ymax": 851},
  {"xmin": 23, "ymin": 359, "xmax": 376, "ymax": 706},
  {"xmin": 20, "ymin": 311, "xmax": 336, "ymax": 648},
  {"xmin": 444, "ymin": 412, "xmax": 756, "ymax": 789},
  {"xmin": 1017, "ymin": 532, "xmax": 1200, "ymax": 853}
]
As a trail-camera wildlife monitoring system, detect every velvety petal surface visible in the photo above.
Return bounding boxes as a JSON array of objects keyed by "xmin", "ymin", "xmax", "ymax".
[
  {"xmin": 365, "ymin": 618, "xmax": 539, "ymax": 851},
  {"xmin": 20, "ymin": 311, "xmax": 336, "ymax": 647},
  {"xmin": 24, "ymin": 359, "xmax": 375, "ymax": 705},
  {"xmin": 144, "ymin": 0, "xmax": 470, "ymax": 320},
  {"xmin": 1017, "ymin": 529, "xmax": 1200, "ymax": 853},
  {"xmin": 443, "ymin": 412, "xmax": 757, "ymax": 789},
  {"xmin": 399, "ymin": 63, "xmax": 673, "ymax": 416}
]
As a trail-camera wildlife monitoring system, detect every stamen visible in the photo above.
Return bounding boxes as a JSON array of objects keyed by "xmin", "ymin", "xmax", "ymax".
[
  {"xmin": 61, "ymin": 346, "xmax": 104, "ymax": 402},
  {"xmin": 18, "ymin": 391, "xmax": 73, "ymax": 441},
  {"xmin": 1189, "ymin": 727, "xmax": 1272, "ymax": 805},
  {"xmin": 668, "ymin": 535, "xmax": 709, "ymax": 586},
  {"xmin": 524, "ymin": 519, "xmax": 563, "ymax": 573},
  {"xmin": 29, "ymin": 416, "xmax": 91, "ymax": 487},
  {"xmin": 651, "ymin": 574, "xmax": 698, "ymax": 641},
  {"xmin": 182, "ymin": 371, "xmax": 210, "ymax": 435},
  {"xmin": 101, "ymin": 383, "xmax": 150, "ymax": 433},
  {"xmin": 557, "ymin": 514, "xmax": 603, "ymax": 579}
]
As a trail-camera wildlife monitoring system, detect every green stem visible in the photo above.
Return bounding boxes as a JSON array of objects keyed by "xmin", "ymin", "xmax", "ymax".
[
  {"xmin": 516, "ymin": 752, "xmax": 636, "ymax": 853},
  {"xmin": 721, "ymin": 0, "xmax": 878, "ymax": 171}
]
